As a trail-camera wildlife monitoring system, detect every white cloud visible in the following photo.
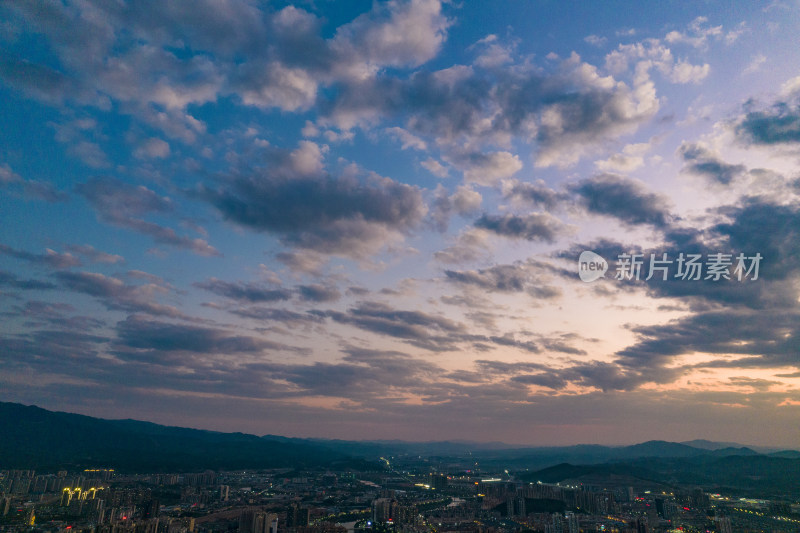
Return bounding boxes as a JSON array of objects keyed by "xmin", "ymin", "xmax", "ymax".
[
  {"xmin": 584, "ymin": 34, "xmax": 607, "ymax": 47},
  {"xmin": 331, "ymin": 0, "xmax": 451, "ymax": 82},
  {"xmin": 289, "ymin": 141, "xmax": 327, "ymax": 176},
  {"xmin": 135, "ymin": 138, "xmax": 171, "ymax": 160},
  {"xmin": 595, "ymin": 142, "xmax": 651, "ymax": 172},
  {"xmin": 422, "ymin": 158, "xmax": 449, "ymax": 178},
  {"xmin": 742, "ymin": 54, "xmax": 767, "ymax": 75},
  {"xmin": 460, "ymin": 151, "xmax": 522, "ymax": 185},
  {"xmin": 669, "ymin": 60, "xmax": 710, "ymax": 84},
  {"xmin": 664, "ymin": 16, "xmax": 723, "ymax": 49},
  {"xmin": 385, "ymin": 127, "xmax": 427, "ymax": 150}
]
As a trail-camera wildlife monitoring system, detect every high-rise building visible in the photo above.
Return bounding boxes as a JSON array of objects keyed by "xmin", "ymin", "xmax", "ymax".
[
  {"xmin": 287, "ymin": 503, "xmax": 310, "ymax": 528},
  {"xmin": 372, "ymin": 498, "xmax": 397, "ymax": 523},
  {"xmin": 240, "ymin": 509, "xmax": 278, "ymax": 533},
  {"xmin": 564, "ymin": 512, "xmax": 579, "ymax": 533},
  {"xmin": 715, "ymin": 517, "xmax": 732, "ymax": 533}
]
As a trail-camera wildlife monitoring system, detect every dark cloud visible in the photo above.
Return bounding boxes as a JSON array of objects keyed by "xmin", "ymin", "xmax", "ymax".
[
  {"xmin": 445, "ymin": 264, "xmax": 530, "ymax": 292},
  {"xmin": 194, "ymin": 278, "xmax": 293, "ymax": 303},
  {"xmin": 0, "ymin": 329, "xmax": 109, "ymax": 376},
  {"xmin": 265, "ymin": 346, "xmax": 441, "ymax": 400},
  {"xmin": 444, "ymin": 262, "xmax": 562, "ymax": 300},
  {"xmin": 0, "ymin": 271, "xmax": 57, "ymax": 291},
  {"xmin": 601, "ymin": 198, "xmax": 800, "ymax": 379},
  {"xmin": 0, "ymin": 244, "xmax": 80, "ymax": 269},
  {"xmin": 474, "ymin": 213, "xmax": 565, "ymax": 242},
  {"xmin": 570, "ymin": 173, "xmax": 672, "ymax": 228},
  {"xmin": 678, "ymin": 142, "xmax": 745, "ymax": 185},
  {"xmin": 55, "ymin": 271, "xmax": 182, "ymax": 317},
  {"xmin": 487, "ymin": 335, "xmax": 539, "ymax": 354},
  {"xmin": 736, "ymin": 99, "xmax": 800, "ymax": 145},
  {"xmin": 3, "ymin": 300, "xmax": 105, "ymax": 331},
  {"xmin": 229, "ymin": 307, "xmax": 322, "ymax": 325},
  {"xmin": 0, "ymin": 56, "xmax": 75, "ymax": 105},
  {"xmin": 65, "ymin": 244, "xmax": 124, "ymax": 264},
  {"xmin": 428, "ymin": 185, "xmax": 482, "ymax": 232},
  {"xmin": 502, "ymin": 179, "xmax": 569, "ymax": 210},
  {"xmin": 201, "ymin": 145, "xmax": 426, "ymax": 257},
  {"xmin": 510, "ymin": 373, "xmax": 567, "ymax": 390},
  {"xmin": 0, "ymin": 163, "xmax": 68, "ymax": 202},
  {"xmin": 298, "ymin": 284, "xmax": 341, "ymax": 303},
  {"xmin": 327, "ymin": 301, "xmax": 467, "ymax": 352},
  {"xmin": 76, "ymin": 177, "xmax": 219, "ymax": 256},
  {"xmin": 114, "ymin": 316, "xmax": 277, "ymax": 355},
  {"xmin": 324, "ymin": 52, "xmax": 657, "ymax": 167}
]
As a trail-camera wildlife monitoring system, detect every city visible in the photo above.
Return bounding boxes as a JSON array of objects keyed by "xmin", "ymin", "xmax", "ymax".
[
  {"xmin": 3, "ymin": 457, "xmax": 800, "ymax": 533},
  {"xmin": 2, "ymin": 402, "xmax": 799, "ymax": 533}
]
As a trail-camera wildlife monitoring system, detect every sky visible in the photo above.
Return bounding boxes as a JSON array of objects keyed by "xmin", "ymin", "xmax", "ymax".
[{"xmin": 1, "ymin": 0, "xmax": 800, "ymax": 448}]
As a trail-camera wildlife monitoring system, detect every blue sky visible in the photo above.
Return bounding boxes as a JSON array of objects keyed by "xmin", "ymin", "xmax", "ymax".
[{"xmin": 2, "ymin": 0, "xmax": 800, "ymax": 446}]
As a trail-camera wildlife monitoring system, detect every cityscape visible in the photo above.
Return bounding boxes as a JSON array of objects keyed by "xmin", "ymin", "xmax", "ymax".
[{"xmin": 2, "ymin": 402, "xmax": 800, "ymax": 533}]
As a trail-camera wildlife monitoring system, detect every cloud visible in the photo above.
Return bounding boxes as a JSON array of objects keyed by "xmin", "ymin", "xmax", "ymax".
[
  {"xmin": 474, "ymin": 213, "xmax": 566, "ymax": 242},
  {"xmin": 459, "ymin": 151, "xmax": 522, "ymax": 185},
  {"xmin": 742, "ymin": 54, "xmax": 767, "ymax": 75},
  {"xmin": 0, "ymin": 270, "xmax": 56, "ymax": 291},
  {"xmin": 201, "ymin": 143, "xmax": 426, "ymax": 257},
  {"xmin": 114, "ymin": 316, "xmax": 276, "ymax": 356},
  {"xmin": 385, "ymin": 127, "xmax": 427, "ymax": 150},
  {"xmin": 735, "ymin": 92, "xmax": 800, "ymax": 146},
  {"xmin": 605, "ymin": 36, "xmax": 710, "ymax": 87},
  {"xmin": 559, "ymin": 198, "xmax": 800, "ymax": 384},
  {"xmin": 55, "ymin": 270, "xmax": 182, "ymax": 317},
  {"xmin": 229, "ymin": 307, "xmax": 322, "ymax": 326},
  {"xmin": 4, "ymin": 300, "xmax": 105, "ymax": 331},
  {"xmin": 195, "ymin": 278, "xmax": 293, "ymax": 303},
  {"xmin": 502, "ymin": 179, "xmax": 568, "ymax": 210},
  {"xmin": 421, "ymin": 158, "xmax": 449, "ymax": 177},
  {"xmin": 429, "ymin": 184, "xmax": 482, "ymax": 231},
  {"xmin": 327, "ymin": 301, "xmax": 467, "ymax": 352},
  {"xmin": 594, "ymin": 142, "xmax": 651, "ymax": 172},
  {"xmin": 330, "ymin": 0, "xmax": 451, "ymax": 81},
  {"xmin": 444, "ymin": 262, "xmax": 561, "ymax": 300},
  {"xmin": 275, "ymin": 250, "xmax": 328, "ymax": 275},
  {"xmin": 570, "ymin": 173, "xmax": 673, "ymax": 228},
  {"xmin": 470, "ymin": 34, "xmax": 514, "ymax": 68},
  {"xmin": 678, "ymin": 142, "xmax": 746, "ymax": 185},
  {"xmin": 664, "ymin": 16, "xmax": 723, "ymax": 49},
  {"xmin": 0, "ymin": 163, "xmax": 67, "ymax": 202},
  {"xmin": 298, "ymin": 284, "xmax": 341, "ymax": 303},
  {"xmin": 134, "ymin": 137, "xmax": 171, "ymax": 159},
  {"xmin": 0, "ymin": 244, "xmax": 80, "ymax": 269},
  {"xmin": 65, "ymin": 245, "xmax": 124, "ymax": 264},
  {"xmin": 584, "ymin": 34, "xmax": 607, "ymax": 47},
  {"xmin": 668, "ymin": 60, "xmax": 710, "ymax": 84},
  {"xmin": 76, "ymin": 177, "xmax": 219, "ymax": 256},
  {"xmin": 324, "ymin": 51, "xmax": 659, "ymax": 168},
  {"xmin": 433, "ymin": 228, "xmax": 491, "ymax": 264}
]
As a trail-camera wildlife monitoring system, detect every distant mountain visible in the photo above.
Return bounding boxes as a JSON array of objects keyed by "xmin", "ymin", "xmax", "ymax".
[
  {"xmin": 680, "ymin": 439, "xmax": 745, "ymax": 450},
  {"xmin": 680, "ymin": 439, "xmax": 786, "ymax": 454},
  {"xmin": 612, "ymin": 440, "xmax": 707, "ymax": 458},
  {"xmin": 258, "ymin": 436, "xmax": 798, "ymax": 469},
  {"xmin": 523, "ymin": 455, "xmax": 800, "ymax": 500},
  {"xmin": 769, "ymin": 450, "xmax": 800, "ymax": 459},
  {"xmin": 0, "ymin": 402, "xmax": 373, "ymax": 472}
]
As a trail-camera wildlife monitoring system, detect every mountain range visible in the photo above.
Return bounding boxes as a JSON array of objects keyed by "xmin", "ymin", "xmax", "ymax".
[{"xmin": 2, "ymin": 400, "xmax": 798, "ymax": 499}]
